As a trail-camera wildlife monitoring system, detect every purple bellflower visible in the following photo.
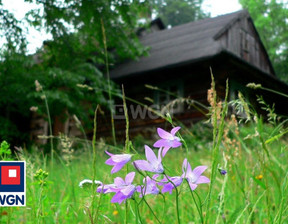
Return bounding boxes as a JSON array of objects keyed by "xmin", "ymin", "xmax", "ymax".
[
  {"xmin": 105, "ymin": 151, "xmax": 132, "ymax": 173},
  {"xmin": 158, "ymin": 176, "xmax": 183, "ymax": 194},
  {"xmin": 133, "ymin": 145, "xmax": 164, "ymax": 174},
  {"xmin": 153, "ymin": 127, "xmax": 182, "ymax": 156},
  {"xmin": 136, "ymin": 175, "xmax": 160, "ymax": 197},
  {"xmin": 104, "ymin": 172, "xmax": 136, "ymax": 204},
  {"xmin": 97, "ymin": 183, "xmax": 117, "ymax": 194},
  {"xmin": 182, "ymin": 158, "xmax": 210, "ymax": 191},
  {"xmin": 97, "ymin": 172, "xmax": 136, "ymax": 204}
]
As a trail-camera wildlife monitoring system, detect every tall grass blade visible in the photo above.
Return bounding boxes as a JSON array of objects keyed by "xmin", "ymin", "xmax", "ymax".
[{"xmin": 101, "ymin": 18, "xmax": 116, "ymax": 146}]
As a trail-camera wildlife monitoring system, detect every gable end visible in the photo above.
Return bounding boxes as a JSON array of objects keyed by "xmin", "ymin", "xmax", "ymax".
[{"xmin": 214, "ymin": 12, "xmax": 275, "ymax": 76}]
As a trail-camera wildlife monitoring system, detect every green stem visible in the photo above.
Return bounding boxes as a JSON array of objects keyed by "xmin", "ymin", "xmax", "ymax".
[
  {"xmin": 134, "ymin": 198, "xmax": 139, "ymax": 224},
  {"xmin": 94, "ymin": 188, "xmax": 104, "ymax": 223},
  {"xmin": 175, "ymin": 187, "xmax": 181, "ymax": 224},
  {"xmin": 164, "ymin": 173, "xmax": 181, "ymax": 224},
  {"xmin": 159, "ymin": 193, "xmax": 166, "ymax": 223},
  {"xmin": 92, "ymin": 106, "xmax": 98, "ymax": 181},
  {"xmin": 74, "ymin": 114, "xmax": 90, "ymax": 150},
  {"xmin": 205, "ymin": 78, "xmax": 229, "ymax": 222},
  {"xmin": 177, "ymin": 133, "xmax": 189, "ymax": 158},
  {"xmin": 125, "ymin": 201, "xmax": 128, "ymax": 224},
  {"xmin": 133, "ymin": 197, "xmax": 143, "ymax": 224},
  {"xmin": 260, "ymin": 86, "xmax": 288, "ymax": 99},
  {"xmin": 122, "ymin": 86, "xmax": 130, "ymax": 154},
  {"xmin": 187, "ymin": 180, "xmax": 203, "ymax": 223},
  {"xmin": 43, "ymin": 91, "xmax": 54, "ymax": 168},
  {"xmin": 101, "ymin": 18, "xmax": 116, "ymax": 146},
  {"xmin": 142, "ymin": 197, "xmax": 162, "ymax": 224},
  {"xmin": 122, "ymin": 86, "xmax": 130, "ymax": 223},
  {"xmin": 92, "ymin": 106, "xmax": 103, "ymax": 223},
  {"xmin": 37, "ymin": 187, "xmax": 44, "ymax": 222}
]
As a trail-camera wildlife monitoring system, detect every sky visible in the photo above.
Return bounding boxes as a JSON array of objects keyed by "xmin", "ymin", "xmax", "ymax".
[
  {"xmin": 2, "ymin": 0, "xmax": 242, "ymax": 54},
  {"xmin": 202, "ymin": 0, "xmax": 242, "ymax": 17},
  {"xmin": 2, "ymin": 0, "xmax": 51, "ymax": 54}
]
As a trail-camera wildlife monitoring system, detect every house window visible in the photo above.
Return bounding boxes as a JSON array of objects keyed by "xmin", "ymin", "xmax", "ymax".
[{"xmin": 154, "ymin": 80, "xmax": 184, "ymax": 114}]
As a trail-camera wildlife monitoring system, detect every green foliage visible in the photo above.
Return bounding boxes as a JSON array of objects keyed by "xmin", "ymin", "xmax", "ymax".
[
  {"xmin": 0, "ymin": 140, "xmax": 12, "ymax": 160},
  {"xmin": 257, "ymin": 95, "xmax": 277, "ymax": 124},
  {"xmin": 183, "ymin": 122, "xmax": 213, "ymax": 151},
  {"xmin": 153, "ymin": 0, "xmax": 209, "ymax": 27},
  {"xmin": 0, "ymin": 0, "xmax": 154, "ymax": 145},
  {"xmin": 4, "ymin": 117, "xmax": 288, "ymax": 223},
  {"xmin": 0, "ymin": 5, "xmax": 27, "ymax": 53},
  {"xmin": 239, "ymin": 0, "xmax": 288, "ymax": 82},
  {"xmin": 29, "ymin": 61, "xmax": 111, "ymax": 122},
  {"xmin": 0, "ymin": 52, "xmax": 35, "ymax": 144},
  {"xmin": 0, "ymin": 49, "xmax": 112, "ymax": 145},
  {"xmin": 0, "ymin": 0, "xmax": 210, "ymax": 145},
  {"xmin": 25, "ymin": 0, "xmax": 149, "ymax": 62}
]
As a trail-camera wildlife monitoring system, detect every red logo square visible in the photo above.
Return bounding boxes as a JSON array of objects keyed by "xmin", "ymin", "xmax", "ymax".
[{"xmin": 1, "ymin": 166, "xmax": 21, "ymax": 185}]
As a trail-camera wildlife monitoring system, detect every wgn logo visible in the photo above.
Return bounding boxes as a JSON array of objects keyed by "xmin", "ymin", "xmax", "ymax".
[{"xmin": 0, "ymin": 161, "xmax": 26, "ymax": 206}]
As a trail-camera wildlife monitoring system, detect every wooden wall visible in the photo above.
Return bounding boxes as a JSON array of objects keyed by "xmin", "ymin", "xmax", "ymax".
[
  {"xmin": 30, "ymin": 112, "xmax": 83, "ymax": 145},
  {"xmin": 217, "ymin": 15, "xmax": 273, "ymax": 75},
  {"xmin": 96, "ymin": 63, "xmax": 217, "ymax": 141}
]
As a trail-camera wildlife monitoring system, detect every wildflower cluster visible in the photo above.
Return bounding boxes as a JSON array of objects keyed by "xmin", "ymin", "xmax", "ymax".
[
  {"xmin": 80, "ymin": 127, "xmax": 210, "ymax": 204},
  {"xmin": 59, "ymin": 134, "xmax": 74, "ymax": 165},
  {"xmin": 34, "ymin": 169, "xmax": 49, "ymax": 187}
]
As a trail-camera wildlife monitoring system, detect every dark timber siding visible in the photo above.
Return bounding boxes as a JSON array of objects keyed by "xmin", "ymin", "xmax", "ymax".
[{"xmin": 217, "ymin": 16, "xmax": 273, "ymax": 75}]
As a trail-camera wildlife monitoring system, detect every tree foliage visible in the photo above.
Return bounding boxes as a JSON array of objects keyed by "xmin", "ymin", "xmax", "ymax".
[
  {"xmin": 0, "ymin": 7, "xmax": 27, "ymax": 53},
  {"xmin": 0, "ymin": 0, "xmax": 150, "ymax": 145},
  {"xmin": 25, "ymin": 0, "xmax": 150, "ymax": 63},
  {"xmin": 153, "ymin": 0, "xmax": 209, "ymax": 27},
  {"xmin": 239, "ymin": 0, "xmax": 288, "ymax": 82},
  {"xmin": 0, "ymin": 0, "xmax": 209, "ymax": 146}
]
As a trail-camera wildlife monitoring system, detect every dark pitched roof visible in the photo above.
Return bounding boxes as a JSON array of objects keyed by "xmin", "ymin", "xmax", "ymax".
[{"xmin": 110, "ymin": 10, "xmax": 256, "ymax": 79}]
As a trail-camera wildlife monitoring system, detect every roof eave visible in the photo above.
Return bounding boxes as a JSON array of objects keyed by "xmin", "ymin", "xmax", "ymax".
[
  {"xmin": 111, "ymin": 54, "xmax": 217, "ymax": 80},
  {"xmin": 220, "ymin": 50, "xmax": 288, "ymax": 89}
]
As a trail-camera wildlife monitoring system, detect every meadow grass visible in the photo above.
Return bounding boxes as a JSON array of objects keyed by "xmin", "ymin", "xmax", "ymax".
[
  {"xmin": 0, "ymin": 118, "xmax": 287, "ymax": 223},
  {"xmin": 1, "ymin": 78, "xmax": 288, "ymax": 223}
]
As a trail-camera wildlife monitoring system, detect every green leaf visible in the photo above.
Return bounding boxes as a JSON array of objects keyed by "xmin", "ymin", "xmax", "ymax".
[
  {"xmin": 265, "ymin": 129, "xmax": 288, "ymax": 144},
  {"xmin": 252, "ymin": 176, "xmax": 267, "ymax": 190}
]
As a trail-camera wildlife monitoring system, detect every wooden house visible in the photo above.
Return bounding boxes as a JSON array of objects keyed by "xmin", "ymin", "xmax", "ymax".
[{"xmin": 97, "ymin": 10, "xmax": 288, "ymax": 138}]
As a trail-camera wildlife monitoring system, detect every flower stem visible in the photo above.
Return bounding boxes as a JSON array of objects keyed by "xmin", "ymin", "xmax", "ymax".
[
  {"xmin": 142, "ymin": 197, "xmax": 162, "ymax": 224},
  {"xmin": 160, "ymin": 193, "xmax": 166, "ymax": 223},
  {"xmin": 175, "ymin": 188, "xmax": 181, "ymax": 224},
  {"xmin": 187, "ymin": 180, "xmax": 203, "ymax": 223},
  {"xmin": 133, "ymin": 197, "xmax": 143, "ymax": 224},
  {"xmin": 134, "ymin": 198, "xmax": 139, "ymax": 224},
  {"xmin": 164, "ymin": 173, "xmax": 181, "ymax": 224},
  {"xmin": 125, "ymin": 200, "xmax": 128, "ymax": 224}
]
